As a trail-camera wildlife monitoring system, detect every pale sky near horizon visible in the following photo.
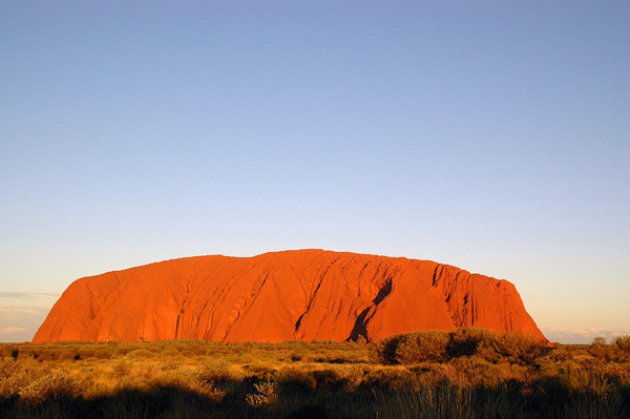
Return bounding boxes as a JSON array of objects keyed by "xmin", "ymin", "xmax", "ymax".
[{"xmin": 1, "ymin": 1, "xmax": 629, "ymax": 343}]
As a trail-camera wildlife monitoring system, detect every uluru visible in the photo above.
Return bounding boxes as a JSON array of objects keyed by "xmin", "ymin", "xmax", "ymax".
[{"xmin": 33, "ymin": 250, "xmax": 545, "ymax": 343}]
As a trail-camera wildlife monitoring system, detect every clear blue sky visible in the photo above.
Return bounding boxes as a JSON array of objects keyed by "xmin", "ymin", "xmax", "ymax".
[{"xmin": 1, "ymin": 1, "xmax": 629, "ymax": 343}]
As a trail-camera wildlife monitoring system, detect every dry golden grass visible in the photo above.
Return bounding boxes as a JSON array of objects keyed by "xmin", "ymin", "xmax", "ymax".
[{"xmin": 1, "ymin": 331, "xmax": 629, "ymax": 418}]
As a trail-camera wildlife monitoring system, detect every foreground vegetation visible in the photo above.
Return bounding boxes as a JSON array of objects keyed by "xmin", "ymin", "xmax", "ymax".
[{"xmin": 1, "ymin": 330, "xmax": 629, "ymax": 418}]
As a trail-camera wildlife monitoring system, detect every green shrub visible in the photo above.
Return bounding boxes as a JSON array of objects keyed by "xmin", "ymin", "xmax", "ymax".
[
  {"xmin": 371, "ymin": 331, "xmax": 451, "ymax": 364},
  {"xmin": 393, "ymin": 331, "xmax": 450, "ymax": 364},
  {"xmin": 373, "ymin": 329, "xmax": 549, "ymax": 366},
  {"xmin": 451, "ymin": 355, "xmax": 502, "ymax": 386},
  {"xmin": 477, "ymin": 332, "xmax": 550, "ymax": 365}
]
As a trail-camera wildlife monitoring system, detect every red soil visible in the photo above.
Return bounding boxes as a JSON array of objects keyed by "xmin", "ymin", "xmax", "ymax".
[{"xmin": 33, "ymin": 250, "xmax": 545, "ymax": 343}]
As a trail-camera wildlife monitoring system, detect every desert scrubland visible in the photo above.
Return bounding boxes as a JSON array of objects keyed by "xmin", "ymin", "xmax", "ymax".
[{"xmin": 1, "ymin": 329, "xmax": 629, "ymax": 418}]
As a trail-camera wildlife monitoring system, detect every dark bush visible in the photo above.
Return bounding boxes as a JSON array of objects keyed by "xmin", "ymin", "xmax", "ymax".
[
  {"xmin": 371, "ymin": 334, "xmax": 402, "ymax": 364},
  {"xmin": 372, "ymin": 329, "xmax": 549, "ymax": 366},
  {"xmin": 312, "ymin": 370, "xmax": 349, "ymax": 392},
  {"xmin": 613, "ymin": 335, "xmax": 630, "ymax": 353},
  {"xmin": 277, "ymin": 368, "xmax": 317, "ymax": 396},
  {"xmin": 394, "ymin": 331, "xmax": 450, "ymax": 364},
  {"xmin": 446, "ymin": 329, "xmax": 485, "ymax": 358},
  {"xmin": 371, "ymin": 331, "xmax": 451, "ymax": 364},
  {"xmin": 477, "ymin": 332, "xmax": 550, "ymax": 365}
]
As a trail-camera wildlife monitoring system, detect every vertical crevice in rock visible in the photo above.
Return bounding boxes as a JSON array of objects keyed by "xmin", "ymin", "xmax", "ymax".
[
  {"xmin": 293, "ymin": 257, "xmax": 341, "ymax": 337},
  {"xmin": 175, "ymin": 284, "xmax": 190, "ymax": 339},
  {"xmin": 347, "ymin": 277, "xmax": 393, "ymax": 342}
]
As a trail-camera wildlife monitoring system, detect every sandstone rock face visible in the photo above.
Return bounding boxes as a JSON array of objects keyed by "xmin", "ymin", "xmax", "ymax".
[{"xmin": 33, "ymin": 250, "xmax": 545, "ymax": 343}]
